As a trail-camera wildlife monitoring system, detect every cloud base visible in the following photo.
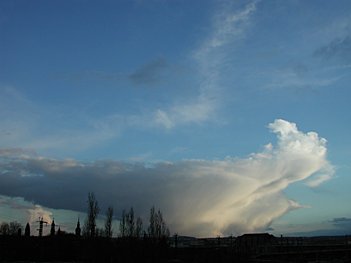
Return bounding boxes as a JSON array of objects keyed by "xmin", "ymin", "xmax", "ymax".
[{"xmin": 0, "ymin": 119, "xmax": 333, "ymax": 237}]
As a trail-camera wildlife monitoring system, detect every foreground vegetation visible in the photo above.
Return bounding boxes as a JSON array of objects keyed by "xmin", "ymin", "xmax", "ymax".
[
  {"xmin": 1, "ymin": 193, "xmax": 350, "ymax": 262},
  {"xmin": 0, "ymin": 192, "xmax": 170, "ymax": 239}
]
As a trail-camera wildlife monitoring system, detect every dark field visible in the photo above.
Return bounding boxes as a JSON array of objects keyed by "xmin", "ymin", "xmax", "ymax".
[{"xmin": 0, "ymin": 234, "xmax": 350, "ymax": 262}]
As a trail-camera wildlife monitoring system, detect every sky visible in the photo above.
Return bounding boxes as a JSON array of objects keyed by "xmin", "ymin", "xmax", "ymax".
[{"xmin": 0, "ymin": 0, "xmax": 351, "ymax": 237}]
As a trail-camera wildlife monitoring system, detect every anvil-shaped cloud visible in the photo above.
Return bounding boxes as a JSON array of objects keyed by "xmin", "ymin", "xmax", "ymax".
[{"xmin": 0, "ymin": 120, "xmax": 333, "ymax": 236}]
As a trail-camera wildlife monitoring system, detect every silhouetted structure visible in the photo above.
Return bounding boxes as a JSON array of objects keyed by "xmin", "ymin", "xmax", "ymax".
[
  {"xmin": 25, "ymin": 223, "xmax": 30, "ymax": 237},
  {"xmin": 50, "ymin": 219, "xmax": 56, "ymax": 236},
  {"xmin": 119, "ymin": 209, "xmax": 126, "ymax": 237},
  {"xmin": 104, "ymin": 206, "xmax": 113, "ymax": 238},
  {"xmin": 84, "ymin": 192, "xmax": 99, "ymax": 237},
  {"xmin": 1, "ymin": 221, "xmax": 23, "ymax": 236},
  {"xmin": 36, "ymin": 217, "xmax": 48, "ymax": 237},
  {"xmin": 75, "ymin": 218, "xmax": 81, "ymax": 236},
  {"xmin": 235, "ymin": 233, "xmax": 275, "ymax": 254},
  {"xmin": 148, "ymin": 206, "xmax": 170, "ymax": 239},
  {"xmin": 1, "ymin": 190, "xmax": 350, "ymax": 262}
]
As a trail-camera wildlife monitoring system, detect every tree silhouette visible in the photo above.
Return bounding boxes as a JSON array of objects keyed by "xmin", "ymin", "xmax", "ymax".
[
  {"xmin": 148, "ymin": 206, "xmax": 170, "ymax": 239},
  {"xmin": 104, "ymin": 206, "xmax": 113, "ymax": 238},
  {"xmin": 0, "ymin": 221, "xmax": 22, "ymax": 236},
  {"xmin": 83, "ymin": 192, "xmax": 100, "ymax": 237},
  {"xmin": 119, "ymin": 209, "xmax": 126, "ymax": 237},
  {"xmin": 136, "ymin": 216, "xmax": 143, "ymax": 238},
  {"xmin": 25, "ymin": 222, "xmax": 30, "ymax": 237},
  {"xmin": 0, "ymin": 222, "xmax": 9, "ymax": 235},
  {"xmin": 126, "ymin": 207, "xmax": 135, "ymax": 238},
  {"xmin": 119, "ymin": 207, "xmax": 144, "ymax": 238}
]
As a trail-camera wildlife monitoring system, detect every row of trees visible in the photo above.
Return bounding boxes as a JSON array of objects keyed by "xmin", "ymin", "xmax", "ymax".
[
  {"xmin": 119, "ymin": 207, "xmax": 143, "ymax": 238},
  {"xmin": 0, "ymin": 221, "xmax": 23, "ymax": 236},
  {"xmin": 83, "ymin": 192, "xmax": 170, "ymax": 239},
  {"xmin": 0, "ymin": 221, "xmax": 35, "ymax": 237},
  {"xmin": 0, "ymin": 192, "xmax": 170, "ymax": 239}
]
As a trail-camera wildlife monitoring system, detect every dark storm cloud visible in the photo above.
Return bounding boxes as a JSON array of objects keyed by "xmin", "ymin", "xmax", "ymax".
[
  {"xmin": 129, "ymin": 57, "xmax": 168, "ymax": 85},
  {"xmin": 314, "ymin": 35, "xmax": 351, "ymax": 62},
  {"xmin": 331, "ymin": 217, "xmax": 351, "ymax": 232},
  {"xmin": 0, "ymin": 120, "xmax": 334, "ymax": 236}
]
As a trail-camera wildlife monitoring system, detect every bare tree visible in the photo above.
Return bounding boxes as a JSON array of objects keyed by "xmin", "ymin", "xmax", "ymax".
[
  {"xmin": 126, "ymin": 207, "xmax": 135, "ymax": 238},
  {"xmin": 84, "ymin": 192, "xmax": 100, "ymax": 237},
  {"xmin": 0, "ymin": 221, "xmax": 22, "ymax": 236},
  {"xmin": 104, "ymin": 206, "xmax": 113, "ymax": 238},
  {"xmin": 96, "ymin": 227, "xmax": 104, "ymax": 237},
  {"xmin": 119, "ymin": 207, "xmax": 143, "ymax": 238},
  {"xmin": 148, "ymin": 206, "xmax": 156, "ymax": 238},
  {"xmin": 0, "ymin": 222, "xmax": 9, "ymax": 235},
  {"xmin": 148, "ymin": 206, "xmax": 169, "ymax": 239},
  {"xmin": 135, "ymin": 216, "xmax": 143, "ymax": 238},
  {"xmin": 157, "ymin": 210, "xmax": 170, "ymax": 238},
  {"xmin": 119, "ymin": 209, "xmax": 126, "ymax": 237}
]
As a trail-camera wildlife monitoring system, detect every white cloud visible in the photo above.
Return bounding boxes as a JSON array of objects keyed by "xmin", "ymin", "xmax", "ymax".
[
  {"xmin": 154, "ymin": 109, "xmax": 175, "ymax": 129},
  {"xmin": 27, "ymin": 205, "xmax": 53, "ymax": 226},
  {"xmin": 153, "ymin": 97, "xmax": 216, "ymax": 129},
  {"xmin": 153, "ymin": 1, "xmax": 258, "ymax": 129},
  {"xmin": 195, "ymin": 0, "xmax": 257, "ymax": 57},
  {"xmin": 262, "ymin": 68, "xmax": 343, "ymax": 91},
  {"xmin": 0, "ymin": 2, "xmax": 260, "ymax": 154},
  {"xmin": 0, "ymin": 119, "xmax": 333, "ymax": 237},
  {"xmin": 0, "ymin": 195, "xmax": 53, "ymax": 229},
  {"xmin": 305, "ymin": 163, "xmax": 335, "ymax": 187}
]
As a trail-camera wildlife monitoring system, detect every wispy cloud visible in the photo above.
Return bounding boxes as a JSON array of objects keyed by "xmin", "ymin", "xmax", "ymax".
[
  {"xmin": 0, "ymin": 119, "xmax": 333, "ymax": 236},
  {"xmin": 129, "ymin": 57, "xmax": 168, "ymax": 85},
  {"xmin": 154, "ymin": 96, "xmax": 217, "ymax": 129},
  {"xmin": 331, "ymin": 217, "xmax": 351, "ymax": 224},
  {"xmin": 153, "ymin": 1, "xmax": 258, "ymax": 129},
  {"xmin": 262, "ymin": 68, "xmax": 343, "ymax": 91},
  {"xmin": 278, "ymin": 216, "xmax": 351, "ymax": 236},
  {"xmin": 257, "ymin": 11, "xmax": 351, "ymax": 93},
  {"xmin": 330, "ymin": 217, "xmax": 351, "ymax": 233},
  {"xmin": 195, "ymin": 0, "xmax": 257, "ymax": 58},
  {"xmin": 305, "ymin": 163, "xmax": 335, "ymax": 188},
  {"xmin": 0, "ymin": 86, "xmax": 121, "ymax": 154},
  {"xmin": 315, "ymin": 35, "xmax": 351, "ymax": 62},
  {"xmin": 0, "ymin": 2, "xmax": 260, "ymax": 154}
]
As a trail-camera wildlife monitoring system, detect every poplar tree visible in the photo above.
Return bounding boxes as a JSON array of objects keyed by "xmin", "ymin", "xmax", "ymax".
[
  {"xmin": 84, "ymin": 192, "xmax": 100, "ymax": 237},
  {"xmin": 104, "ymin": 206, "xmax": 113, "ymax": 238},
  {"xmin": 119, "ymin": 209, "xmax": 126, "ymax": 237},
  {"xmin": 148, "ymin": 206, "xmax": 169, "ymax": 239}
]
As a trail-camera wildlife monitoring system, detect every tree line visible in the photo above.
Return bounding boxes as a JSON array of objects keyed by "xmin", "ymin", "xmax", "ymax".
[
  {"xmin": 0, "ymin": 192, "xmax": 170, "ymax": 239},
  {"xmin": 0, "ymin": 221, "xmax": 23, "ymax": 236},
  {"xmin": 83, "ymin": 192, "xmax": 170, "ymax": 239}
]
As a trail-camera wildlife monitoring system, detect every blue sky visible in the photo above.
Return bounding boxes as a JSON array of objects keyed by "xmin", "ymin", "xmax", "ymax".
[{"xmin": 0, "ymin": 0, "xmax": 350, "ymax": 237}]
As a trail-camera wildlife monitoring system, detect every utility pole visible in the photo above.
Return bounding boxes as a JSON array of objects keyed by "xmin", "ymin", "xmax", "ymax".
[{"xmin": 36, "ymin": 217, "xmax": 48, "ymax": 237}]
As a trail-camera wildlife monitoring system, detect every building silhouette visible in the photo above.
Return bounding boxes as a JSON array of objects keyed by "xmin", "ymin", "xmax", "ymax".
[
  {"xmin": 75, "ymin": 218, "xmax": 81, "ymax": 236},
  {"xmin": 25, "ymin": 223, "xmax": 30, "ymax": 236},
  {"xmin": 50, "ymin": 219, "xmax": 56, "ymax": 236}
]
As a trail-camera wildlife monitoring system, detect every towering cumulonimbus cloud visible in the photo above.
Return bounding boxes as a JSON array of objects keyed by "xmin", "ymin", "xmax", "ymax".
[{"xmin": 0, "ymin": 119, "xmax": 333, "ymax": 236}]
